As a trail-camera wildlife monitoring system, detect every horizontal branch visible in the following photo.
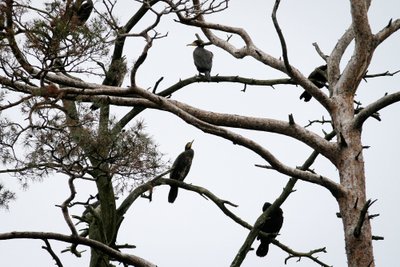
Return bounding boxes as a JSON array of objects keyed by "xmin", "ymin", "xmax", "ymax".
[
  {"xmin": 0, "ymin": 231, "xmax": 156, "ymax": 267},
  {"xmin": 158, "ymin": 75, "xmax": 296, "ymax": 97}
]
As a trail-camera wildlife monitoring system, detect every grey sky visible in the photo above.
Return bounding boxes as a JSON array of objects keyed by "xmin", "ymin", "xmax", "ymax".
[{"xmin": 1, "ymin": 1, "xmax": 400, "ymax": 266}]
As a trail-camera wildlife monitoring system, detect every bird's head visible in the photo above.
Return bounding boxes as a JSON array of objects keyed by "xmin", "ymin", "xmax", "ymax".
[
  {"xmin": 262, "ymin": 202, "xmax": 272, "ymax": 211},
  {"xmin": 187, "ymin": 40, "xmax": 204, "ymax": 47},
  {"xmin": 185, "ymin": 140, "xmax": 194, "ymax": 150}
]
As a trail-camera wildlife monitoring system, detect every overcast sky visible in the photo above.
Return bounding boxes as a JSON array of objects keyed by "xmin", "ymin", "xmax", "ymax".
[{"xmin": 1, "ymin": 1, "xmax": 400, "ymax": 266}]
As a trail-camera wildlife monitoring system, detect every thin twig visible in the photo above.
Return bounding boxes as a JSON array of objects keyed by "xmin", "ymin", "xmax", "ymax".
[
  {"xmin": 278, "ymin": 240, "xmax": 331, "ymax": 267},
  {"xmin": 271, "ymin": 0, "xmax": 292, "ymax": 76},
  {"xmin": 42, "ymin": 239, "xmax": 64, "ymax": 267}
]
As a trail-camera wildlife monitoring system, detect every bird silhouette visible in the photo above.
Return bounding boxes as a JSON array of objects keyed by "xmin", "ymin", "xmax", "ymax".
[
  {"xmin": 187, "ymin": 40, "xmax": 213, "ymax": 81},
  {"xmin": 73, "ymin": 0, "xmax": 94, "ymax": 26},
  {"xmin": 256, "ymin": 202, "xmax": 284, "ymax": 257},
  {"xmin": 168, "ymin": 140, "xmax": 194, "ymax": 203},
  {"xmin": 299, "ymin": 64, "xmax": 328, "ymax": 102}
]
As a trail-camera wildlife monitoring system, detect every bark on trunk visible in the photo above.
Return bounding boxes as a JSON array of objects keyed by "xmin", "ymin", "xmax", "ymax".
[{"xmin": 333, "ymin": 96, "xmax": 375, "ymax": 267}]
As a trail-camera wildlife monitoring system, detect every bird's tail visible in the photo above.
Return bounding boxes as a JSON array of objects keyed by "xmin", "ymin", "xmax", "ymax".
[
  {"xmin": 256, "ymin": 241, "xmax": 270, "ymax": 257},
  {"xmin": 168, "ymin": 186, "xmax": 179, "ymax": 203},
  {"xmin": 205, "ymin": 71, "xmax": 211, "ymax": 82},
  {"xmin": 299, "ymin": 91, "xmax": 312, "ymax": 102}
]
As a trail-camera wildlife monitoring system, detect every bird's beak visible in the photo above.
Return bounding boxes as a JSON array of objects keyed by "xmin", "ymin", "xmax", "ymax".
[
  {"xmin": 189, "ymin": 140, "xmax": 194, "ymax": 147},
  {"xmin": 187, "ymin": 41, "xmax": 196, "ymax": 46}
]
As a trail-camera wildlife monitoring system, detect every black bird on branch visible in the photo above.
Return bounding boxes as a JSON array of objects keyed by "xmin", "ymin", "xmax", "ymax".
[
  {"xmin": 168, "ymin": 140, "xmax": 194, "ymax": 203},
  {"xmin": 187, "ymin": 40, "xmax": 213, "ymax": 81},
  {"xmin": 256, "ymin": 202, "xmax": 284, "ymax": 257},
  {"xmin": 73, "ymin": 0, "xmax": 94, "ymax": 26},
  {"xmin": 299, "ymin": 64, "xmax": 328, "ymax": 102}
]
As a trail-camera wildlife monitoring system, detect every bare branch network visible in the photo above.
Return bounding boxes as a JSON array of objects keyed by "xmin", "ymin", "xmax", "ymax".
[{"xmin": 0, "ymin": 0, "xmax": 399, "ymax": 266}]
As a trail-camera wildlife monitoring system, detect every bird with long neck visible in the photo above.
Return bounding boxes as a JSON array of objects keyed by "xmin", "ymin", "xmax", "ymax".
[{"xmin": 168, "ymin": 140, "xmax": 194, "ymax": 203}]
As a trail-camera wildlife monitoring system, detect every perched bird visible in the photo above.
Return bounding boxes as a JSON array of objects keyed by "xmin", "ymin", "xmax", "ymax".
[
  {"xmin": 168, "ymin": 140, "xmax": 194, "ymax": 203},
  {"xmin": 187, "ymin": 40, "xmax": 213, "ymax": 81},
  {"xmin": 299, "ymin": 64, "xmax": 328, "ymax": 102},
  {"xmin": 73, "ymin": 0, "xmax": 94, "ymax": 26},
  {"xmin": 256, "ymin": 202, "xmax": 284, "ymax": 257}
]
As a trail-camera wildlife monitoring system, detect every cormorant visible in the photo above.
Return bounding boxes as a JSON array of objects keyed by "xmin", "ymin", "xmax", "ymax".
[
  {"xmin": 168, "ymin": 140, "xmax": 194, "ymax": 203},
  {"xmin": 299, "ymin": 64, "xmax": 328, "ymax": 102},
  {"xmin": 256, "ymin": 202, "xmax": 284, "ymax": 257},
  {"xmin": 73, "ymin": 0, "xmax": 93, "ymax": 26},
  {"xmin": 187, "ymin": 40, "xmax": 213, "ymax": 81}
]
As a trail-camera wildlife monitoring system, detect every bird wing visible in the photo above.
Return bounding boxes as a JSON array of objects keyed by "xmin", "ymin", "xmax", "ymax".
[
  {"xmin": 193, "ymin": 48, "xmax": 213, "ymax": 72},
  {"xmin": 170, "ymin": 150, "xmax": 194, "ymax": 181}
]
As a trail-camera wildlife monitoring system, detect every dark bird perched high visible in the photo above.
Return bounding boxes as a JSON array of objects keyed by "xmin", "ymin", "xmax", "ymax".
[
  {"xmin": 168, "ymin": 140, "xmax": 194, "ymax": 203},
  {"xmin": 256, "ymin": 202, "xmax": 284, "ymax": 257},
  {"xmin": 299, "ymin": 64, "xmax": 328, "ymax": 102},
  {"xmin": 73, "ymin": 0, "xmax": 94, "ymax": 26},
  {"xmin": 187, "ymin": 40, "xmax": 213, "ymax": 81}
]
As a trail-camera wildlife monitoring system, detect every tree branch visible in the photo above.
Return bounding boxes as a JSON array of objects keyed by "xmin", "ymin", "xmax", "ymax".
[
  {"xmin": 59, "ymin": 176, "xmax": 79, "ymax": 236},
  {"xmin": 271, "ymin": 0, "xmax": 292, "ymax": 76},
  {"xmin": 130, "ymin": 85, "xmax": 344, "ymax": 197},
  {"xmin": 118, "ymin": 173, "xmax": 331, "ymax": 267},
  {"xmin": 279, "ymin": 241, "xmax": 331, "ymax": 267},
  {"xmin": 230, "ymin": 131, "xmax": 336, "ymax": 266},
  {"xmin": 352, "ymin": 91, "xmax": 400, "ymax": 128},
  {"xmin": 336, "ymin": 0, "xmax": 374, "ymax": 95},
  {"xmin": 0, "ymin": 231, "xmax": 156, "ymax": 267},
  {"xmin": 42, "ymin": 239, "xmax": 64, "ymax": 267},
  {"xmin": 353, "ymin": 199, "xmax": 377, "ymax": 238},
  {"xmin": 181, "ymin": 0, "xmax": 333, "ymax": 112},
  {"xmin": 328, "ymin": 26, "xmax": 354, "ymax": 88},
  {"xmin": 166, "ymin": 100, "xmax": 338, "ymax": 164},
  {"xmin": 374, "ymin": 18, "xmax": 400, "ymax": 45}
]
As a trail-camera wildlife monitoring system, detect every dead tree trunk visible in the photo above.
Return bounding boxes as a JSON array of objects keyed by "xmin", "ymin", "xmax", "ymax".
[{"xmin": 332, "ymin": 94, "xmax": 375, "ymax": 267}]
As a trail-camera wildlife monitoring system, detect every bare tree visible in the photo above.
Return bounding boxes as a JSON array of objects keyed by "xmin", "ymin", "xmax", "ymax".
[{"xmin": 0, "ymin": 0, "xmax": 399, "ymax": 267}]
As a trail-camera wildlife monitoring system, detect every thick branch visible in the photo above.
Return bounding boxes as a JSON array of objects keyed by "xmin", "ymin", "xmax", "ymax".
[
  {"xmin": 167, "ymin": 100, "xmax": 338, "ymax": 164},
  {"xmin": 328, "ymin": 26, "xmax": 353, "ymax": 87},
  {"xmin": 131, "ymin": 86, "xmax": 344, "ymax": 197},
  {"xmin": 335, "ymin": 0, "xmax": 375, "ymax": 94},
  {"xmin": 374, "ymin": 18, "xmax": 400, "ymax": 45},
  {"xmin": 352, "ymin": 91, "xmax": 400, "ymax": 128},
  {"xmin": 0, "ymin": 231, "xmax": 156, "ymax": 267}
]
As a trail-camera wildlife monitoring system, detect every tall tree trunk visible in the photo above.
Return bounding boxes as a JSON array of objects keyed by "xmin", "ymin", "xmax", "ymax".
[
  {"xmin": 334, "ymin": 96, "xmax": 375, "ymax": 267},
  {"xmin": 88, "ymin": 171, "xmax": 117, "ymax": 267}
]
